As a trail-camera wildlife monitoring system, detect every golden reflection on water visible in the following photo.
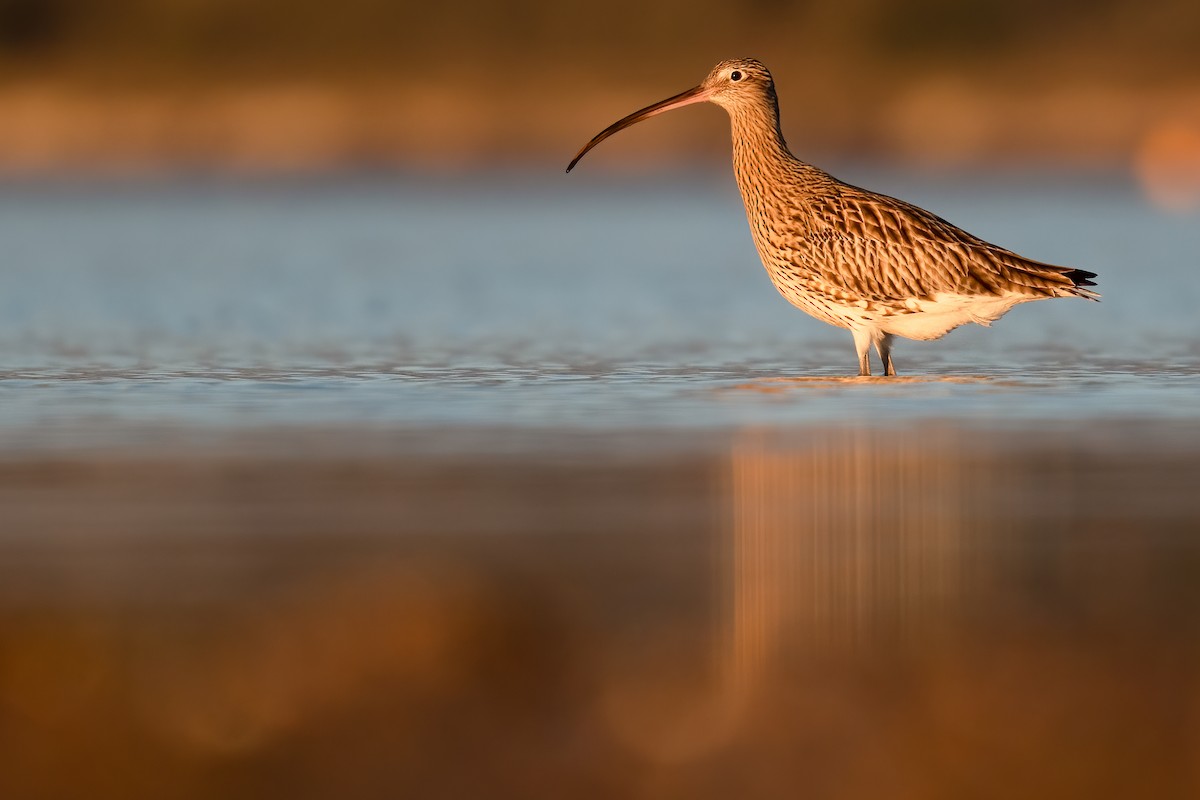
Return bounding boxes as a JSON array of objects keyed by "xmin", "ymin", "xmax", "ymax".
[
  {"xmin": 721, "ymin": 375, "xmax": 1026, "ymax": 397},
  {"xmin": 722, "ymin": 426, "xmax": 968, "ymax": 698},
  {"xmin": 605, "ymin": 426, "xmax": 986, "ymax": 769}
]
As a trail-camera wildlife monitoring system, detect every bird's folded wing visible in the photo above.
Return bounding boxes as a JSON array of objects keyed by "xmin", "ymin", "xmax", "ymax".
[{"xmin": 787, "ymin": 190, "xmax": 1089, "ymax": 305}]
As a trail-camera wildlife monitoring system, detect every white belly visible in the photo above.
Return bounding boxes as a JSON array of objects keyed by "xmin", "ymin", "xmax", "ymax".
[
  {"xmin": 771, "ymin": 277, "xmax": 1036, "ymax": 342},
  {"xmin": 880, "ymin": 293, "xmax": 1033, "ymax": 340}
]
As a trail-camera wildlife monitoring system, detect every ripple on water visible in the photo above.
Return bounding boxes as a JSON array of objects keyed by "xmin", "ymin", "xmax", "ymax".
[{"xmin": 0, "ymin": 175, "xmax": 1197, "ymax": 446}]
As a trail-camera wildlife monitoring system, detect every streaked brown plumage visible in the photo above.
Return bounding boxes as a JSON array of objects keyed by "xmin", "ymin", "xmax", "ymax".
[{"xmin": 567, "ymin": 58, "xmax": 1098, "ymax": 376}]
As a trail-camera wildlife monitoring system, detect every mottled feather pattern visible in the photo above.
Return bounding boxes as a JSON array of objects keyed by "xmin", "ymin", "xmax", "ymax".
[{"xmin": 742, "ymin": 161, "xmax": 1096, "ymax": 313}]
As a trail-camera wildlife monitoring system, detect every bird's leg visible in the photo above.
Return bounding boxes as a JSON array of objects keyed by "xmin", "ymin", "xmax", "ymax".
[
  {"xmin": 852, "ymin": 329, "xmax": 872, "ymax": 377},
  {"xmin": 875, "ymin": 334, "xmax": 897, "ymax": 377}
]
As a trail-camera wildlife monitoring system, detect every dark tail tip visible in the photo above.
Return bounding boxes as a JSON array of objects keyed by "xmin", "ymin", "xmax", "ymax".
[
  {"xmin": 1063, "ymin": 267, "xmax": 1100, "ymax": 300},
  {"xmin": 1068, "ymin": 268, "xmax": 1098, "ymax": 288}
]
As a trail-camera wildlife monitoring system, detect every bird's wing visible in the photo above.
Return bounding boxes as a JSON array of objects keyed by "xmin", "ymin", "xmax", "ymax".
[{"xmin": 788, "ymin": 186, "xmax": 1093, "ymax": 305}]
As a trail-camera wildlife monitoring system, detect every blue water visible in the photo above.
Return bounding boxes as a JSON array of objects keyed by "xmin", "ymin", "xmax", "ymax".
[{"xmin": 1, "ymin": 170, "xmax": 1197, "ymax": 450}]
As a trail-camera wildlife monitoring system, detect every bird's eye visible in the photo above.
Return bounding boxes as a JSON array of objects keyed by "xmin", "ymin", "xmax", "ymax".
[{"xmin": 730, "ymin": 70, "xmax": 743, "ymax": 82}]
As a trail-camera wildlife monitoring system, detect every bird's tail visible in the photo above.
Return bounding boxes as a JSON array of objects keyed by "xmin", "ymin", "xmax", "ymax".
[{"xmin": 1062, "ymin": 267, "xmax": 1100, "ymax": 301}]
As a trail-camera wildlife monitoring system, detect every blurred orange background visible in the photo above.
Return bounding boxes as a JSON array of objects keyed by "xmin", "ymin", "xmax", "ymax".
[{"xmin": 0, "ymin": 0, "xmax": 1199, "ymax": 191}]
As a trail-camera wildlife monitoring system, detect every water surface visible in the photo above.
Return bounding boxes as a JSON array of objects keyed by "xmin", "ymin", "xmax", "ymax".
[
  {"xmin": 1, "ymin": 172, "xmax": 1198, "ymax": 799},
  {"xmin": 1, "ymin": 171, "xmax": 1197, "ymax": 447}
]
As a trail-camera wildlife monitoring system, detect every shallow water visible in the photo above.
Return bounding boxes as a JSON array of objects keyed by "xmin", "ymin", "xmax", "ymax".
[
  {"xmin": 1, "ymin": 170, "xmax": 1197, "ymax": 445},
  {"xmin": 2, "ymin": 172, "xmax": 1199, "ymax": 798}
]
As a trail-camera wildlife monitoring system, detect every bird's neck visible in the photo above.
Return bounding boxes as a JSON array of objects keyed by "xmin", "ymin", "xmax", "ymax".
[
  {"xmin": 724, "ymin": 92, "xmax": 828, "ymax": 254},
  {"xmin": 725, "ymin": 92, "xmax": 826, "ymax": 218},
  {"xmin": 727, "ymin": 92, "xmax": 794, "ymax": 180}
]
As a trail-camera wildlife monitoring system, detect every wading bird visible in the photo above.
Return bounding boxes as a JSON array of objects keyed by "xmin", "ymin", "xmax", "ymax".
[{"xmin": 567, "ymin": 58, "xmax": 1098, "ymax": 376}]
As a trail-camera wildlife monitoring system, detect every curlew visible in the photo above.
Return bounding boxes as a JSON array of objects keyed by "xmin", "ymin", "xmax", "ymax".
[{"xmin": 566, "ymin": 58, "xmax": 1098, "ymax": 376}]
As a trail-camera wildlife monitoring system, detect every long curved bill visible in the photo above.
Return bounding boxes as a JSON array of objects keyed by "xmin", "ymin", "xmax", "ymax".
[{"xmin": 566, "ymin": 85, "xmax": 713, "ymax": 173}]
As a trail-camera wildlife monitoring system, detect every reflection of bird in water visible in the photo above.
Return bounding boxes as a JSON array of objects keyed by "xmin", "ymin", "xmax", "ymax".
[{"xmin": 568, "ymin": 58, "xmax": 1098, "ymax": 376}]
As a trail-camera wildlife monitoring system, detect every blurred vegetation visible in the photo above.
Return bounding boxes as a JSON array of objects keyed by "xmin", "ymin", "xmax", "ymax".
[
  {"xmin": 1, "ymin": 0, "xmax": 1197, "ymax": 76},
  {"xmin": 0, "ymin": 0, "xmax": 1198, "ymax": 170}
]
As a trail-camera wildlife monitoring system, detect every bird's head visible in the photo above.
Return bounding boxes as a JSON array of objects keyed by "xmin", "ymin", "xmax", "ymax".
[{"xmin": 698, "ymin": 58, "xmax": 776, "ymax": 111}]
